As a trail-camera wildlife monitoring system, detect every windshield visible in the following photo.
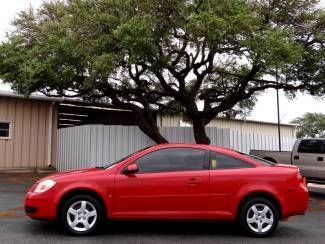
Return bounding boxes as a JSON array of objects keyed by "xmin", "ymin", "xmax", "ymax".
[{"xmin": 103, "ymin": 146, "xmax": 152, "ymax": 169}]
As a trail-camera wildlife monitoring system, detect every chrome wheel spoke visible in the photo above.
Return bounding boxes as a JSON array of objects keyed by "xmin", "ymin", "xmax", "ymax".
[
  {"xmin": 83, "ymin": 220, "xmax": 90, "ymax": 230},
  {"xmin": 80, "ymin": 201, "xmax": 87, "ymax": 212},
  {"xmin": 261, "ymin": 205, "xmax": 270, "ymax": 215},
  {"xmin": 247, "ymin": 215, "xmax": 256, "ymax": 224},
  {"xmin": 264, "ymin": 217, "xmax": 273, "ymax": 225},
  {"xmin": 70, "ymin": 219, "xmax": 79, "ymax": 228},
  {"xmin": 257, "ymin": 222, "xmax": 263, "ymax": 233},
  {"xmin": 68, "ymin": 208, "xmax": 78, "ymax": 217},
  {"xmin": 251, "ymin": 206, "xmax": 258, "ymax": 215},
  {"xmin": 86, "ymin": 210, "xmax": 96, "ymax": 218}
]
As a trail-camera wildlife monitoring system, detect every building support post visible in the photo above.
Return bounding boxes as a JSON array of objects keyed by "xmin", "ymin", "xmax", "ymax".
[{"xmin": 47, "ymin": 102, "xmax": 55, "ymax": 166}]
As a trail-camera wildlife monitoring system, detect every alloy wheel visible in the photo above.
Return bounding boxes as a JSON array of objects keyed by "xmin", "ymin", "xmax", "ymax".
[
  {"xmin": 66, "ymin": 200, "xmax": 98, "ymax": 232},
  {"xmin": 246, "ymin": 203, "xmax": 274, "ymax": 234}
]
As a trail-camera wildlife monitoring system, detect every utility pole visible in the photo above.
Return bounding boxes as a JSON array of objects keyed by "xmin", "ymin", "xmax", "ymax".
[{"xmin": 276, "ymin": 68, "xmax": 282, "ymax": 151}]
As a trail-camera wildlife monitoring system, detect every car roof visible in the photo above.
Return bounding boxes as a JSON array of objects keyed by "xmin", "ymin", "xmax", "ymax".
[
  {"xmin": 123, "ymin": 143, "xmax": 262, "ymax": 168},
  {"xmin": 149, "ymin": 143, "xmax": 237, "ymax": 153}
]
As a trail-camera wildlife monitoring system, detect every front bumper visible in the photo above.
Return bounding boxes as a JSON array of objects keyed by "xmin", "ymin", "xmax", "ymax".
[{"xmin": 25, "ymin": 192, "xmax": 57, "ymax": 220}]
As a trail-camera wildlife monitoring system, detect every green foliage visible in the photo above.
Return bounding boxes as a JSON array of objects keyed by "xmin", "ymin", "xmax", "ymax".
[
  {"xmin": 291, "ymin": 112, "xmax": 325, "ymax": 138},
  {"xmin": 0, "ymin": 0, "xmax": 324, "ymax": 142}
]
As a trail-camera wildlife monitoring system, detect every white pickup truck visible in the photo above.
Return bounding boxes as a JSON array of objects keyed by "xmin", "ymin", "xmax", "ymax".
[{"xmin": 250, "ymin": 138, "xmax": 325, "ymax": 184}]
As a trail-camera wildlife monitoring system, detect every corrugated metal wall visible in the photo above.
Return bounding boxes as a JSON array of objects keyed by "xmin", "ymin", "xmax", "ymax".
[
  {"xmin": 57, "ymin": 125, "xmax": 230, "ymax": 171},
  {"xmin": 57, "ymin": 125, "xmax": 295, "ymax": 171},
  {"xmin": 157, "ymin": 115, "xmax": 296, "ymax": 138},
  {"xmin": 0, "ymin": 97, "xmax": 58, "ymax": 169},
  {"xmin": 229, "ymin": 130, "xmax": 295, "ymax": 153}
]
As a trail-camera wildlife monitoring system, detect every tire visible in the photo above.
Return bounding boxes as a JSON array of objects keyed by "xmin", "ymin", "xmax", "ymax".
[
  {"xmin": 238, "ymin": 197, "xmax": 279, "ymax": 237},
  {"xmin": 60, "ymin": 194, "xmax": 105, "ymax": 235}
]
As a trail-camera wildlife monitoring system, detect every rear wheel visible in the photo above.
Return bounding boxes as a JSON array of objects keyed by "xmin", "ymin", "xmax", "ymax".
[
  {"xmin": 238, "ymin": 197, "xmax": 279, "ymax": 237},
  {"xmin": 60, "ymin": 194, "xmax": 105, "ymax": 235}
]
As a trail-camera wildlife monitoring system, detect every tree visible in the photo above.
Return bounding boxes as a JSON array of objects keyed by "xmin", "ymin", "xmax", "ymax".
[
  {"xmin": 291, "ymin": 112, "xmax": 325, "ymax": 138},
  {"xmin": 0, "ymin": 0, "xmax": 324, "ymax": 144}
]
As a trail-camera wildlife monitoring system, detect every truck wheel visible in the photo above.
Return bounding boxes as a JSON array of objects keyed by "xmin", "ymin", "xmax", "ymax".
[
  {"xmin": 60, "ymin": 194, "xmax": 105, "ymax": 235},
  {"xmin": 238, "ymin": 197, "xmax": 279, "ymax": 237}
]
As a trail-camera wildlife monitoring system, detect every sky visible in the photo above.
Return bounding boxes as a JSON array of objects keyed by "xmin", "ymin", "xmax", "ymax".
[{"xmin": 0, "ymin": 0, "xmax": 324, "ymax": 124}]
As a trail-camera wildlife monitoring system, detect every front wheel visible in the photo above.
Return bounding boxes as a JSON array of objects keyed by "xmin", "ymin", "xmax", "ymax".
[
  {"xmin": 60, "ymin": 194, "xmax": 105, "ymax": 235},
  {"xmin": 238, "ymin": 197, "xmax": 279, "ymax": 237}
]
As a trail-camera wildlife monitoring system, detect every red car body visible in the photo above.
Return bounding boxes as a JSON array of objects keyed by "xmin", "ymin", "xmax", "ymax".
[{"xmin": 25, "ymin": 144, "xmax": 308, "ymax": 235}]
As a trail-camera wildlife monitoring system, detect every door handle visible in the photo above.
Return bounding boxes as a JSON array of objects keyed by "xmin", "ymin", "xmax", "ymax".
[
  {"xmin": 317, "ymin": 157, "xmax": 324, "ymax": 162},
  {"xmin": 294, "ymin": 155, "xmax": 299, "ymax": 160},
  {"xmin": 187, "ymin": 178, "xmax": 202, "ymax": 185}
]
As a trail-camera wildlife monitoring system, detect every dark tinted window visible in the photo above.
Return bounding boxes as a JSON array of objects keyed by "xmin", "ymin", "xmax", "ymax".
[
  {"xmin": 298, "ymin": 140, "xmax": 325, "ymax": 154},
  {"xmin": 210, "ymin": 151, "xmax": 254, "ymax": 169},
  {"xmin": 245, "ymin": 154, "xmax": 274, "ymax": 166},
  {"xmin": 0, "ymin": 122, "xmax": 10, "ymax": 138},
  {"xmin": 135, "ymin": 148, "xmax": 206, "ymax": 173}
]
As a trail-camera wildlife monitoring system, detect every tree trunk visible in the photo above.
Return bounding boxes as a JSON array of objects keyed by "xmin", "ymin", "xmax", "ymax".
[
  {"xmin": 193, "ymin": 119, "xmax": 211, "ymax": 144},
  {"xmin": 133, "ymin": 110, "xmax": 168, "ymax": 144}
]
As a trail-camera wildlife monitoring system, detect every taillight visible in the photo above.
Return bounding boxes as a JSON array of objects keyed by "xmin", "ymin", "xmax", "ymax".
[
  {"xmin": 297, "ymin": 169, "xmax": 307, "ymax": 186},
  {"xmin": 302, "ymin": 177, "xmax": 307, "ymax": 187},
  {"xmin": 296, "ymin": 168, "xmax": 305, "ymax": 184}
]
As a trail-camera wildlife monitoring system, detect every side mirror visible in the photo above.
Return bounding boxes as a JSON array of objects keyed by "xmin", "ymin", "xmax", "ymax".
[{"xmin": 124, "ymin": 164, "xmax": 139, "ymax": 174}]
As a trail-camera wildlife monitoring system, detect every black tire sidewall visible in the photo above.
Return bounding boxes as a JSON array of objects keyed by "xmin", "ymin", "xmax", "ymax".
[
  {"xmin": 60, "ymin": 194, "xmax": 104, "ymax": 236},
  {"xmin": 239, "ymin": 197, "xmax": 279, "ymax": 237}
]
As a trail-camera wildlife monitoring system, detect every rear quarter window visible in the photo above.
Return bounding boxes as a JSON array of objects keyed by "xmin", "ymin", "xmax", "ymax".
[
  {"xmin": 245, "ymin": 154, "xmax": 275, "ymax": 166},
  {"xmin": 210, "ymin": 151, "xmax": 254, "ymax": 170}
]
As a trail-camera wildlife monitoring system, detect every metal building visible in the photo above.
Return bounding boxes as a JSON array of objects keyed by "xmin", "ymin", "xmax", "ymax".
[
  {"xmin": 157, "ymin": 115, "xmax": 296, "ymax": 138},
  {"xmin": 0, "ymin": 92, "xmax": 58, "ymax": 169},
  {"xmin": 0, "ymin": 90, "xmax": 297, "ymax": 171}
]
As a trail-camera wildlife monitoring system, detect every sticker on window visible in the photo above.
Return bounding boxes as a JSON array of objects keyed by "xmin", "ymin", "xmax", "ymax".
[{"xmin": 211, "ymin": 159, "xmax": 217, "ymax": 169}]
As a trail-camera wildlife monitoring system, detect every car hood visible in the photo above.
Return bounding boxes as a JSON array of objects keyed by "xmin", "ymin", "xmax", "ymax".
[{"xmin": 39, "ymin": 167, "xmax": 104, "ymax": 182}]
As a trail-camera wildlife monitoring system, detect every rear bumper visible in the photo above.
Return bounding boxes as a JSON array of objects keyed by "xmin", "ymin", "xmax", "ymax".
[
  {"xmin": 282, "ymin": 184, "xmax": 309, "ymax": 218},
  {"xmin": 25, "ymin": 192, "xmax": 57, "ymax": 220}
]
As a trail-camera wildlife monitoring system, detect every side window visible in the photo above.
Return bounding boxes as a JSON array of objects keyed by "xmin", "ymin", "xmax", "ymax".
[
  {"xmin": 210, "ymin": 151, "xmax": 254, "ymax": 170},
  {"xmin": 135, "ymin": 148, "xmax": 206, "ymax": 173},
  {"xmin": 298, "ymin": 140, "xmax": 324, "ymax": 154},
  {"xmin": 0, "ymin": 122, "xmax": 11, "ymax": 139}
]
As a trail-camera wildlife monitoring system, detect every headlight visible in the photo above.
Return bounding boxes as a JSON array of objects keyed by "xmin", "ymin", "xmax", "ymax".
[{"xmin": 34, "ymin": 179, "xmax": 56, "ymax": 193}]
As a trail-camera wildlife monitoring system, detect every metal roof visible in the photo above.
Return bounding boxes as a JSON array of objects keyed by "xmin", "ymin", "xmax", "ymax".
[
  {"xmin": 0, "ymin": 90, "xmax": 297, "ymax": 128},
  {"xmin": 0, "ymin": 90, "xmax": 131, "ymax": 111},
  {"xmin": 0, "ymin": 90, "xmax": 64, "ymax": 102},
  {"xmin": 214, "ymin": 117, "xmax": 297, "ymax": 127}
]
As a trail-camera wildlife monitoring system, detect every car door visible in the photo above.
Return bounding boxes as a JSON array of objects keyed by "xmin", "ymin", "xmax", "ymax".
[
  {"xmin": 292, "ymin": 139, "xmax": 325, "ymax": 180},
  {"xmin": 113, "ymin": 147, "xmax": 210, "ymax": 219},
  {"xmin": 208, "ymin": 150, "xmax": 255, "ymax": 218}
]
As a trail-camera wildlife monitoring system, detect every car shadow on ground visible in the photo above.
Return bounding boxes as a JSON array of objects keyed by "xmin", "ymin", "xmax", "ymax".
[
  {"xmin": 108, "ymin": 221, "xmax": 241, "ymax": 236},
  {"xmin": 26, "ymin": 220, "xmax": 247, "ymax": 236},
  {"xmin": 26, "ymin": 219, "xmax": 299, "ymax": 240}
]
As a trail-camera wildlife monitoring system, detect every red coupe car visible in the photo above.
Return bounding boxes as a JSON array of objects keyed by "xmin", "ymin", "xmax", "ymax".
[{"xmin": 25, "ymin": 143, "xmax": 308, "ymax": 237}]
